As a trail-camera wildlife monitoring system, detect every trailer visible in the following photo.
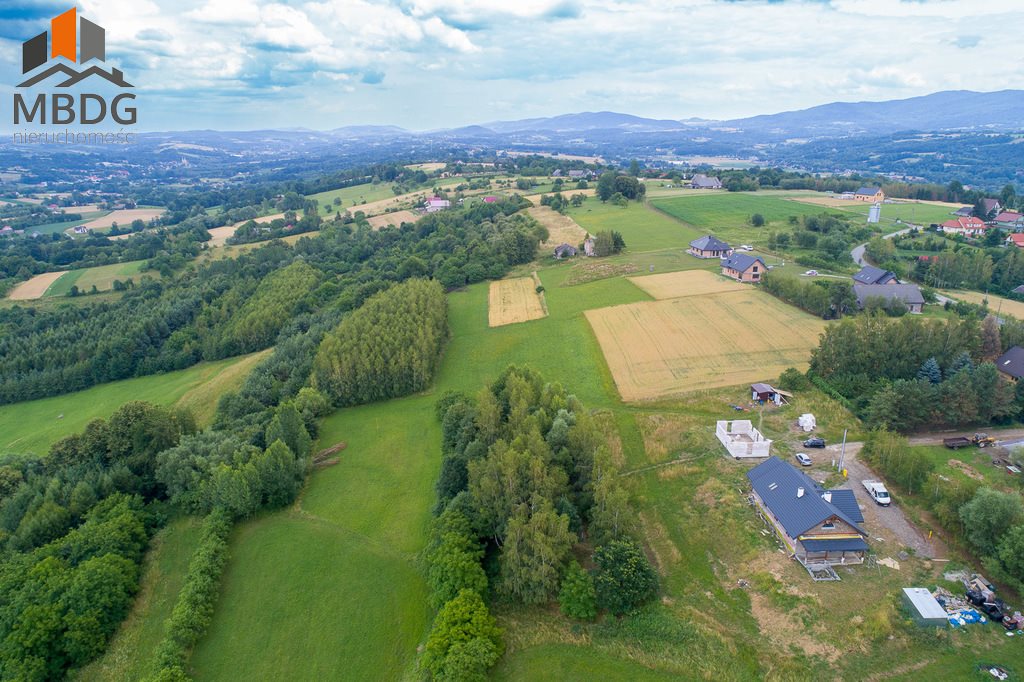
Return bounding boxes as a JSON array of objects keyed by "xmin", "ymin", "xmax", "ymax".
[{"xmin": 943, "ymin": 437, "xmax": 973, "ymax": 449}]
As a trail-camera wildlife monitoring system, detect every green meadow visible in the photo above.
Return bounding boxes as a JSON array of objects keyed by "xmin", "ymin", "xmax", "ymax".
[
  {"xmin": 45, "ymin": 260, "xmax": 154, "ymax": 297},
  {"xmin": 0, "ymin": 352, "xmax": 266, "ymax": 457}
]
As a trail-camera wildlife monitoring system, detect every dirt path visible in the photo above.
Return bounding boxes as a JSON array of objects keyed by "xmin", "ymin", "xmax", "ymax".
[
  {"xmin": 905, "ymin": 426, "xmax": 1024, "ymax": 447},
  {"xmin": 833, "ymin": 442, "xmax": 946, "ymax": 559}
]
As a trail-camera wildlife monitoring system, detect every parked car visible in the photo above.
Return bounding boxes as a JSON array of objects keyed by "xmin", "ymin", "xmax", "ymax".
[
  {"xmin": 739, "ymin": 244, "xmax": 754, "ymax": 251},
  {"xmin": 803, "ymin": 437, "xmax": 825, "ymax": 448},
  {"xmin": 794, "ymin": 453, "xmax": 812, "ymax": 467},
  {"xmin": 804, "ymin": 270, "xmax": 818, "ymax": 276},
  {"xmin": 862, "ymin": 479, "xmax": 892, "ymax": 506}
]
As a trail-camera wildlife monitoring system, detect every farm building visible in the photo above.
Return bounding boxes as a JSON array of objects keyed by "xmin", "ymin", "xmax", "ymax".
[
  {"xmin": 953, "ymin": 206, "xmax": 974, "ymax": 218},
  {"xmin": 853, "ymin": 265, "xmax": 898, "ymax": 285},
  {"xmin": 424, "ymin": 197, "xmax": 451, "ymax": 213},
  {"xmin": 747, "ymin": 456, "xmax": 868, "ymax": 577},
  {"xmin": 901, "ymin": 588, "xmax": 948, "ymax": 627},
  {"xmin": 716, "ymin": 420, "xmax": 772, "ymax": 459},
  {"xmin": 996, "ymin": 346, "xmax": 1024, "ymax": 381},
  {"xmin": 482, "ymin": 196, "xmax": 498, "ymax": 204},
  {"xmin": 690, "ymin": 174, "xmax": 723, "ymax": 190},
  {"xmin": 688, "ymin": 235, "xmax": 733, "ymax": 259},
  {"xmin": 854, "ymin": 187, "xmax": 884, "ymax": 202},
  {"xmin": 751, "ymin": 383, "xmax": 791, "ymax": 405},
  {"xmin": 940, "ymin": 216, "xmax": 987, "ymax": 237},
  {"xmin": 71, "ymin": 225, "xmax": 89, "ymax": 234},
  {"xmin": 553, "ymin": 243, "xmax": 578, "ymax": 259},
  {"xmin": 853, "ymin": 283, "xmax": 924, "ymax": 313},
  {"xmin": 1007, "ymin": 234, "xmax": 1024, "ymax": 248},
  {"xmin": 568, "ymin": 169, "xmax": 594, "ymax": 180},
  {"xmin": 721, "ymin": 253, "xmax": 766, "ymax": 282}
]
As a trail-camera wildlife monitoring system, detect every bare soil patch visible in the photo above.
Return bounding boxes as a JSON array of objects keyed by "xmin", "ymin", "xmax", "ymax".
[
  {"xmin": 7, "ymin": 271, "xmax": 67, "ymax": 300},
  {"xmin": 488, "ymin": 277, "xmax": 547, "ymax": 327}
]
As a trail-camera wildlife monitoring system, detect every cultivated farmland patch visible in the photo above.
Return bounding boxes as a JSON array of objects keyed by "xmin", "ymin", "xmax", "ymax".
[
  {"xmin": 80, "ymin": 207, "xmax": 164, "ymax": 230},
  {"xmin": 488, "ymin": 276, "xmax": 547, "ymax": 327},
  {"xmin": 628, "ymin": 269, "xmax": 747, "ymax": 300},
  {"xmin": 528, "ymin": 206, "xmax": 588, "ymax": 248},
  {"xmin": 367, "ymin": 209, "xmax": 419, "ymax": 230},
  {"xmin": 585, "ymin": 289, "xmax": 826, "ymax": 400},
  {"xmin": 7, "ymin": 271, "xmax": 66, "ymax": 300}
]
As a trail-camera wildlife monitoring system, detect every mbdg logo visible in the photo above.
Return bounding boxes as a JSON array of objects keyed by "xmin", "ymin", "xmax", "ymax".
[{"xmin": 13, "ymin": 7, "xmax": 137, "ymax": 130}]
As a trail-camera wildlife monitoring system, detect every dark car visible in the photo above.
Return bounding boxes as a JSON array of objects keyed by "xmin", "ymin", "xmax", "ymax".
[{"xmin": 803, "ymin": 437, "xmax": 825, "ymax": 448}]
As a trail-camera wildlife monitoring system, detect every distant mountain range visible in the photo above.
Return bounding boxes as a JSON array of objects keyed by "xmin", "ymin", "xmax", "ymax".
[{"xmin": 460, "ymin": 90, "xmax": 1024, "ymax": 138}]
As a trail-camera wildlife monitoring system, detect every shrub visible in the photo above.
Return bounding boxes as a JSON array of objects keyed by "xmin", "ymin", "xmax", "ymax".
[
  {"xmin": 593, "ymin": 540, "xmax": 658, "ymax": 615},
  {"xmin": 422, "ymin": 589, "xmax": 503, "ymax": 681},
  {"xmin": 559, "ymin": 560, "xmax": 597, "ymax": 620}
]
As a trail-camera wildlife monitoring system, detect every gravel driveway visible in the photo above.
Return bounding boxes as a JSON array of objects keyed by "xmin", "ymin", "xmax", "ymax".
[{"xmin": 817, "ymin": 442, "xmax": 944, "ymax": 559}]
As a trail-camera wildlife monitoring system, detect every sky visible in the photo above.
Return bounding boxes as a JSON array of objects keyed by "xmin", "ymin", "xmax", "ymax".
[{"xmin": 1, "ymin": 0, "xmax": 1022, "ymax": 131}]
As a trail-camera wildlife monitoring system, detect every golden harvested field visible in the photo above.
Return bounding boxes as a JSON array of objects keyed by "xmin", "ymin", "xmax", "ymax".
[
  {"xmin": 7, "ymin": 271, "xmax": 66, "ymax": 300},
  {"xmin": 528, "ymin": 206, "xmax": 588, "ymax": 247},
  {"xmin": 488, "ymin": 276, "xmax": 547, "ymax": 327},
  {"xmin": 205, "ymin": 225, "xmax": 237, "ymax": 247},
  {"xmin": 405, "ymin": 162, "xmax": 446, "ymax": 171},
  {"xmin": 585, "ymin": 289, "xmax": 827, "ymax": 400},
  {"xmin": 82, "ymin": 208, "xmax": 164, "ymax": 230},
  {"xmin": 367, "ymin": 210, "xmax": 419, "ymax": 230},
  {"xmin": 627, "ymin": 270, "xmax": 747, "ymax": 300},
  {"xmin": 944, "ymin": 290, "xmax": 1024, "ymax": 320}
]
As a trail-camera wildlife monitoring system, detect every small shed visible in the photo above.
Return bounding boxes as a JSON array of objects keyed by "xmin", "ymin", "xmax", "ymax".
[
  {"xmin": 901, "ymin": 588, "xmax": 947, "ymax": 627},
  {"xmin": 751, "ymin": 383, "xmax": 790, "ymax": 406}
]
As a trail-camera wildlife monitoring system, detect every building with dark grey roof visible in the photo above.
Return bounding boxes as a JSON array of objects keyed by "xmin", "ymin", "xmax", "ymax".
[
  {"xmin": 996, "ymin": 346, "xmax": 1024, "ymax": 380},
  {"xmin": 721, "ymin": 253, "xmax": 766, "ymax": 282},
  {"xmin": 853, "ymin": 265, "xmax": 898, "ymax": 285},
  {"xmin": 853, "ymin": 283, "xmax": 925, "ymax": 313},
  {"xmin": 747, "ymin": 456, "xmax": 868, "ymax": 570},
  {"xmin": 688, "ymin": 234, "xmax": 732, "ymax": 259}
]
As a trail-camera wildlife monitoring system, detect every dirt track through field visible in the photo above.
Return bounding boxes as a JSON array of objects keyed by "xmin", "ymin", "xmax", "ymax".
[
  {"xmin": 7, "ymin": 271, "xmax": 67, "ymax": 300},
  {"xmin": 585, "ymin": 289, "xmax": 826, "ymax": 400},
  {"xmin": 488, "ymin": 277, "xmax": 547, "ymax": 327}
]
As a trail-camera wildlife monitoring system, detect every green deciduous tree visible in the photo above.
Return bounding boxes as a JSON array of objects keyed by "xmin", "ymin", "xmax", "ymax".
[
  {"xmin": 499, "ymin": 502, "xmax": 574, "ymax": 604},
  {"xmin": 593, "ymin": 540, "xmax": 658, "ymax": 615},
  {"xmin": 559, "ymin": 560, "xmax": 597, "ymax": 620},
  {"xmin": 960, "ymin": 488, "xmax": 1024, "ymax": 555},
  {"xmin": 422, "ymin": 589, "xmax": 503, "ymax": 681}
]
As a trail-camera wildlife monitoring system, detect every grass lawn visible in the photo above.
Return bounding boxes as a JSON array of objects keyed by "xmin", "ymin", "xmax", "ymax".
[
  {"xmin": 45, "ymin": 260, "xmax": 154, "ymax": 297},
  {"xmin": 0, "ymin": 352, "xmax": 266, "ymax": 457},
  {"xmin": 77, "ymin": 517, "xmax": 204, "ymax": 682},
  {"xmin": 838, "ymin": 201, "xmax": 958, "ymax": 227},
  {"xmin": 568, "ymin": 200, "xmax": 699, "ymax": 253},
  {"xmin": 24, "ymin": 211, "xmax": 110, "ymax": 236},
  {"xmin": 650, "ymin": 192, "xmax": 828, "ymax": 239},
  {"xmin": 305, "ymin": 181, "xmax": 399, "ymax": 209},
  {"xmin": 912, "ymin": 444, "xmax": 1018, "ymax": 490}
]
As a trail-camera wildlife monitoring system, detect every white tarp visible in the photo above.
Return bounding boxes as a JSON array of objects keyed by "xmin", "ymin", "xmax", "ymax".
[{"xmin": 798, "ymin": 413, "xmax": 816, "ymax": 432}]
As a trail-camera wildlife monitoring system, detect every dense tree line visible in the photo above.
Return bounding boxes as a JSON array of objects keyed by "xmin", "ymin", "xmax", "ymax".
[
  {"xmin": 805, "ymin": 314, "xmax": 1024, "ymax": 429},
  {"xmin": 0, "ymin": 198, "xmax": 543, "ymax": 406},
  {"xmin": 313, "ymin": 279, "xmax": 447, "ymax": 407},
  {"xmin": 760, "ymin": 271, "xmax": 856, "ymax": 319},
  {"xmin": 424, "ymin": 368, "xmax": 656, "ymax": 679},
  {"xmin": 596, "ymin": 172, "xmax": 646, "ymax": 202}
]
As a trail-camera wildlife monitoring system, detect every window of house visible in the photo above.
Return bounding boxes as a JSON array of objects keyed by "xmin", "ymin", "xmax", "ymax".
[{"xmin": 822, "ymin": 521, "xmax": 835, "ymax": 530}]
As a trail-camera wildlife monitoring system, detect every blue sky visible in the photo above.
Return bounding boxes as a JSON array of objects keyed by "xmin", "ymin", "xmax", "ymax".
[{"xmin": 1, "ymin": 0, "xmax": 1022, "ymax": 131}]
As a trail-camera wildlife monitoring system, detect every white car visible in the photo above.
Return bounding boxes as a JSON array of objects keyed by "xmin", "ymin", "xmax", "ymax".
[
  {"xmin": 794, "ymin": 453, "xmax": 812, "ymax": 467},
  {"xmin": 804, "ymin": 270, "xmax": 818, "ymax": 276},
  {"xmin": 739, "ymin": 244, "xmax": 754, "ymax": 251}
]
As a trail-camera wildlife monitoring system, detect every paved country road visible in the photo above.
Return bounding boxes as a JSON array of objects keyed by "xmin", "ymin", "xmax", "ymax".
[{"xmin": 851, "ymin": 224, "xmax": 958, "ymax": 305}]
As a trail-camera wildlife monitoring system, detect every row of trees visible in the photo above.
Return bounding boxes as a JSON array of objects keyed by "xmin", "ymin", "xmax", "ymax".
[
  {"xmin": 861, "ymin": 431, "xmax": 1024, "ymax": 597},
  {"xmin": 313, "ymin": 279, "xmax": 448, "ymax": 407},
  {"xmin": 424, "ymin": 368, "xmax": 656, "ymax": 679},
  {"xmin": 760, "ymin": 272, "xmax": 857, "ymax": 319}
]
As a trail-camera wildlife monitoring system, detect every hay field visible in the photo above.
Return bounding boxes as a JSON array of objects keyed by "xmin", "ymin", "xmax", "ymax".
[
  {"xmin": 206, "ymin": 224, "xmax": 237, "ymax": 246},
  {"xmin": 367, "ymin": 209, "xmax": 419, "ymax": 229},
  {"xmin": 7, "ymin": 271, "xmax": 66, "ymax": 300},
  {"xmin": 81, "ymin": 207, "xmax": 164, "ymax": 230},
  {"xmin": 528, "ymin": 206, "xmax": 588, "ymax": 247},
  {"xmin": 944, "ymin": 290, "xmax": 1024, "ymax": 321},
  {"xmin": 585, "ymin": 289, "xmax": 826, "ymax": 400},
  {"xmin": 488, "ymin": 276, "xmax": 547, "ymax": 327},
  {"xmin": 405, "ymin": 162, "xmax": 446, "ymax": 171},
  {"xmin": 627, "ymin": 270, "xmax": 747, "ymax": 300}
]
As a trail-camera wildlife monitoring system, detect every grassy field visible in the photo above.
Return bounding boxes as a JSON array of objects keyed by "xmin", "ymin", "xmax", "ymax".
[
  {"xmin": 0, "ymin": 352, "xmax": 266, "ymax": 457},
  {"xmin": 77, "ymin": 517, "xmax": 204, "ymax": 682},
  {"xmin": 627, "ymin": 269, "xmax": 748, "ymax": 300},
  {"xmin": 488, "ymin": 276, "xmax": 547, "ymax": 327},
  {"xmin": 45, "ymin": 260, "xmax": 153, "ymax": 297},
  {"xmin": 306, "ymin": 181, "xmax": 415, "ymax": 208},
  {"xmin": 529, "ymin": 206, "xmax": 588, "ymax": 248},
  {"xmin": 650, "ymin": 192, "xmax": 828, "ymax": 243},
  {"xmin": 585, "ymin": 288, "xmax": 827, "ymax": 400},
  {"xmin": 6, "ymin": 270, "xmax": 67, "ymax": 300},
  {"xmin": 569, "ymin": 200, "xmax": 698, "ymax": 253}
]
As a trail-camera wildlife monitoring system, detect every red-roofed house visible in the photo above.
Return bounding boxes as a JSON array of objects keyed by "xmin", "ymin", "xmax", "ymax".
[
  {"xmin": 996, "ymin": 211, "xmax": 1024, "ymax": 229},
  {"xmin": 940, "ymin": 216, "xmax": 987, "ymax": 237},
  {"xmin": 424, "ymin": 196, "xmax": 451, "ymax": 213},
  {"xmin": 1007, "ymin": 234, "xmax": 1024, "ymax": 248},
  {"xmin": 482, "ymin": 196, "xmax": 497, "ymax": 203}
]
